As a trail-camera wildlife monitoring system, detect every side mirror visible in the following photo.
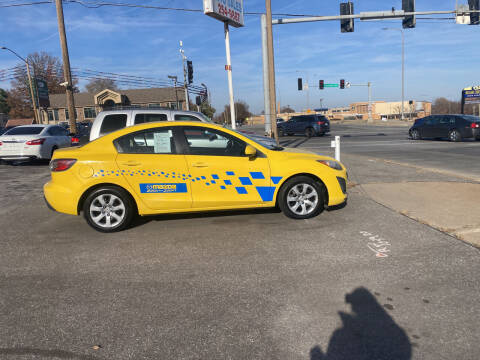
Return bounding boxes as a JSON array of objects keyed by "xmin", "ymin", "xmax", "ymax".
[{"xmin": 245, "ymin": 145, "xmax": 257, "ymax": 159}]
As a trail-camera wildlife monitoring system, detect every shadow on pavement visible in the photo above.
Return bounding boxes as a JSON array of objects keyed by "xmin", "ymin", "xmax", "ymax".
[
  {"xmin": 131, "ymin": 207, "xmax": 282, "ymax": 228},
  {"xmin": 0, "ymin": 347, "xmax": 97, "ymax": 359},
  {"xmin": 310, "ymin": 287, "xmax": 411, "ymax": 360}
]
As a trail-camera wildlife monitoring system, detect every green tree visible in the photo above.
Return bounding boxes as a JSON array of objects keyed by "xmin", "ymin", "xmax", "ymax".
[
  {"xmin": 199, "ymin": 101, "xmax": 216, "ymax": 120},
  {"xmin": 0, "ymin": 89, "xmax": 10, "ymax": 114}
]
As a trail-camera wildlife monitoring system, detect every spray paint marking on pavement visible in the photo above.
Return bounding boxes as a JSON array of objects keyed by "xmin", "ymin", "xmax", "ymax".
[{"xmin": 360, "ymin": 231, "xmax": 391, "ymax": 258}]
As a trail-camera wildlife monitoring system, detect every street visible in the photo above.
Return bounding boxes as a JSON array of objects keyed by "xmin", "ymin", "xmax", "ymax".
[{"xmin": 0, "ymin": 123, "xmax": 479, "ymax": 360}]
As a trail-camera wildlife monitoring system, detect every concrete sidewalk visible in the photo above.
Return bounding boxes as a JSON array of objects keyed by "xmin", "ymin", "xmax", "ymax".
[{"xmin": 360, "ymin": 181, "xmax": 480, "ymax": 248}]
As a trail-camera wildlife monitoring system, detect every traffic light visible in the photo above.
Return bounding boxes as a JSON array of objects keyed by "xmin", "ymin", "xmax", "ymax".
[
  {"xmin": 340, "ymin": 2, "xmax": 354, "ymax": 33},
  {"xmin": 319, "ymin": 80, "xmax": 324, "ymax": 90},
  {"xmin": 187, "ymin": 60, "xmax": 193, "ymax": 84},
  {"xmin": 340, "ymin": 79, "xmax": 345, "ymax": 89},
  {"xmin": 298, "ymin": 78, "xmax": 303, "ymax": 91},
  {"xmin": 469, "ymin": 0, "xmax": 479, "ymax": 25},
  {"xmin": 402, "ymin": 0, "xmax": 416, "ymax": 28}
]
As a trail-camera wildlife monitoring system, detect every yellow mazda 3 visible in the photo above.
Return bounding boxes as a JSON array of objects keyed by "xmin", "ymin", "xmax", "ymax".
[{"xmin": 44, "ymin": 121, "xmax": 348, "ymax": 232}]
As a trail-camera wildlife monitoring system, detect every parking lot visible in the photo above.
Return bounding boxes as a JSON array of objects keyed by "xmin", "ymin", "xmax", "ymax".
[{"xmin": 0, "ymin": 123, "xmax": 479, "ymax": 359}]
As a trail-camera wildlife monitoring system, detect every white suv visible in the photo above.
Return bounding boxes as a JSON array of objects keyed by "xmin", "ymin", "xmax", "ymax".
[{"xmin": 89, "ymin": 109, "xmax": 211, "ymax": 141}]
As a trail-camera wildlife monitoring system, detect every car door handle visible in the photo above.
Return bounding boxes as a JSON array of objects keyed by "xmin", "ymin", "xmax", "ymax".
[
  {"xmin": 121, "ymin": 161, "xmax": 141, "ymax": 166},
  {"xmin": 192, "ymin": 162, "xmax": 208, "ymax": 168}
]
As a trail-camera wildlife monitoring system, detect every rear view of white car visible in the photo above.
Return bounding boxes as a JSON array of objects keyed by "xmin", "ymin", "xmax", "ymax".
[{"xmin": 0, "ymin": 125, "xmax": 71, "ymax": 162}]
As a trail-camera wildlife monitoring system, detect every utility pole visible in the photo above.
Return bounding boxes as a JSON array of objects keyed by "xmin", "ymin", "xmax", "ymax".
[
  {"xmin": 168, "ymin": 75, "xmax": 179, "ymax": 109},
  {"xmin": 55, "ymin": 0, "xmax": 77, "ymax": 134},
  {"xmin": 265, "ymin": 0, "xmax": 279, "ymax": 143},
  {"xmin": 179, "ymin": 41, "xmax": 190, "ymax": 111},
  {"xmin": 1, "ymin": 47, "xmax": 39, "ymax": 123}
]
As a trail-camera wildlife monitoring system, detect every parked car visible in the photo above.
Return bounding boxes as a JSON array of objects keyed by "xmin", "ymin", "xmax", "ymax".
[
  {"xmin": 89, "ymin": 109, "xmax": 212, "ymax": 141},
  {"xmin": 0, "ymin": 125, "xmax": 71, "ymax": 162},
  {"xmin": 44, "ymin": 121, "xmax": 348, "ymax": 232},
  {"xmin": 70, "ymin": 124, "xmax": 92, "ymax": 146},
  {"xmin": 277, "ymin": 114, "xmax": 330, "ymax": 137},
  {"xmin": 409, "ymin": 114, "xmax": 480, "ymax": 142},
  {"xmin": 0, "ymin": 126, "xmax": 16, "ymax": 135}
]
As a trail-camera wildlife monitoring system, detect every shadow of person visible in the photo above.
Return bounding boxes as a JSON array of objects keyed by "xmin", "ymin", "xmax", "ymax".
[{"xmin": 310, "ymin": 287, "xmax": 411, "ymax": 360}]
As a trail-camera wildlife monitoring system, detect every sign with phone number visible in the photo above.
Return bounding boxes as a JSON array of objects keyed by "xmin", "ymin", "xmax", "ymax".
[
  {"xmin": 463, "ymin": 86, "xmax": 480, "ymax": 103},
  {"xmin": 203, "ymin": 0, "xmax": 244, "ymax": 27}
]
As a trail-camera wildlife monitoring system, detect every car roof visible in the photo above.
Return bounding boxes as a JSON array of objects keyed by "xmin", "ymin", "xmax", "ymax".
[
  {"xmin": 87, "ymin": 121, "xmax": 268, "ymax": 149},
  {"xmin": 14, "ymin": 124, "xmax": 50, "ymax": 128}
]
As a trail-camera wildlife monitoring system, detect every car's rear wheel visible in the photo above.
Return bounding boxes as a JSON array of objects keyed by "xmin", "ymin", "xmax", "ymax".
[
  {"xmin": 410, "ymin": 129, "xmax": 421, "ymax": 140},
  {"xmin": 83, "ymin": 186, "xmax": 135, "ymax": 232},
  {"xmin": 305, "ymin": 127, "xmax": 315, "ymax": 138},
  {"xmin": 278, "ymin": 176, "xmax": 325, "ymax": 219},
  {"xmin": 448, "ymin": 129, "xmax": 461, "ymax": 142}
]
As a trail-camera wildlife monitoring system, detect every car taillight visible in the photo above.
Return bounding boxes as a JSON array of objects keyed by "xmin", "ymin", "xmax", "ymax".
[
  {"xmin": 71, "ymin": 137, "xmax": 79, "ymax": 145},
  {"xmin": 49, "ymin": 159, "xmax": 77, "ymax": 172},
  {"xmin": 0, "ymin": 141, "xmax": 2, "ymax": 146},
  {"xmin": 317, "ymin": 121, "xmax": 325, "ymax": 125},
  {"xmin": 471, "ymin": 123, "xmax": 480, "ymax": 129},
  {"xmin": 26, "ymin": 138, "xmax": 46, "ymax": 145}
]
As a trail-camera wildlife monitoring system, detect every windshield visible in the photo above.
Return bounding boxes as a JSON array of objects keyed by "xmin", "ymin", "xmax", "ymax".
[
  {"xmin": 4, "ymin": 127, "xmax": 44, "ymax": 135},
  {"xmin": 232, "ymin": 129, "xmax": 284, "ymax": 151}
]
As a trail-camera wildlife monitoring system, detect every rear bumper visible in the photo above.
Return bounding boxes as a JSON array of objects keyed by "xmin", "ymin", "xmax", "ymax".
[
  {"xmin": 0, "ymin": 155, "xmax": 38, "ymax": 161},
  {"xmin": 43, "ymin": 180, "xmax": 79, "ymax": 215}
]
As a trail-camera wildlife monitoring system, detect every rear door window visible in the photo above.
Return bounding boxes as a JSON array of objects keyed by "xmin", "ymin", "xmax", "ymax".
[
  {"xmin": 134, "ymin": 113, "xmax": 168, "ymax": 125},
  {"xmin": 174, "ymin": 114, "xmax": 202, "ymax": 122},
  {"xmin": 114, "ymin": 128, "xmax": 176, "ymax": 154},
  {"xmin": 99, "ymin": 114, "xmax": 128, "ymax": 136}
]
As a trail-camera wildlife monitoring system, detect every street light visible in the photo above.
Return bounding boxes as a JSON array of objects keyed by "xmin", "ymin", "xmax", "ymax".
[
  {"xmin": 382, "ymin": 28, "xmax": 405, "ymax": 121},
  {"xmin": 0, "ymin": 46, "xmax": 39, "ymax": 123}
]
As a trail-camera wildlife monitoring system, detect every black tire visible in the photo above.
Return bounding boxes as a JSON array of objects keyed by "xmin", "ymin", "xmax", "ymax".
[
  {"xmin": 287, "ymin": 132, "xmax": 294, "ymax": 136},
  {"xmin": 83, "ymin": 186, "xmax": 136, "ymax": 233},
  {"xmin": 448, "ymin": 129, "xmax": 461, "ymax": 142},
  {"xmin": 476, "ymin": 137, "xmax": 480, "ymax": 141},
  {"xmin": 278, "ymin": 176, "xmax": 325, "ymax": 220},
  {"xmin": 410, "ymin": 129, "xmax": 421, "ymax": 140},
  {"xmin": 305, "ymin": 127, "xmax": 315, "ymax": 138}
]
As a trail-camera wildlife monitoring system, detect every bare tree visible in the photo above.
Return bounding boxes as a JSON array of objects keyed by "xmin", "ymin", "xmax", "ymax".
[{"xmin": 85, "ymin": 78, "xmax": 118, "ymax": 94}]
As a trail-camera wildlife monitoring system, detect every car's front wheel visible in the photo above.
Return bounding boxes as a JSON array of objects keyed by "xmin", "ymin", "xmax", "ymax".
[
  {"xmin": 83, "ymin": 186, "xmax": 135, "ymax": 232},
  {"xmin": 278, "ymin": 176, "xmax": 325, "ymax": 219},
  {"xmin": 410, "ymin": 129, "xmax": 421, "ymax": 140}
]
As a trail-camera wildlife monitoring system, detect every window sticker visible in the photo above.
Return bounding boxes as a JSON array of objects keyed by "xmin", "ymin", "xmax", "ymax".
[{"xmin": 154, "ymin": 131, "xmax": 172, "ymax": 153}]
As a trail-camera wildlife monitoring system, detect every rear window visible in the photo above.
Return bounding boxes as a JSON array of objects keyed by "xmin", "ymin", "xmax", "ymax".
[
  {"xmin": 134, "ymin": 113, "xmax": 168, "ymax": 124},
  {"xmin": 4, "ymin": 127, "xmax": 44, "ymax": 135},
  {"xmin": 460, "ymin": 115, "xmax": 480, "ymax": 123},
  {"xmin": 100, "ymin": 114, "xmax": 128, "ymax": 136}
]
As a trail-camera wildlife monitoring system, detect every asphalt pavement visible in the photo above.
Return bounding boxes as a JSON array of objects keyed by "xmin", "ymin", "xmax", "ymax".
[{"xmin": 0, "ymin": 122, "xmax": 479, "ymax": 360}]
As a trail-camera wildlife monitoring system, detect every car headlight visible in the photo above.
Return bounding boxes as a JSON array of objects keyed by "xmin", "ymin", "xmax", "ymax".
[{"xmin": 317, "ymin": 160, "xmax": 343, "ymax": 170}]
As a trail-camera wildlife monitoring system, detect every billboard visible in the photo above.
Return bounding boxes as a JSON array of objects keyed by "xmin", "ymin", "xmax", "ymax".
[
  {"xmin": 203, "ymin": 0, "xmax": 244, "ymax": 27},
  {"xmin": 463, "ymin": 85, "xmax": 480, "ymax": 104},
  {"xmin": 35, "ymin": 78, "xmax": 50, "ymax": 108}
]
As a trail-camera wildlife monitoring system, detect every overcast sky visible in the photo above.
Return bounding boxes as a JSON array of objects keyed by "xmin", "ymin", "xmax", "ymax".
[{"xmin": 0, "ymin": 0, "xmax": 479, "ymax": 114}]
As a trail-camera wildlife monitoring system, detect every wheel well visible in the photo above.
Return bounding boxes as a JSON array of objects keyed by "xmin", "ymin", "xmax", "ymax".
[
  {"xmin": 77, "ymin": 183, "xmax": 138, "ymax": 215},
  {"xmin": 276, "ymin": 173, "xmax": 329, "ymax": 206}
]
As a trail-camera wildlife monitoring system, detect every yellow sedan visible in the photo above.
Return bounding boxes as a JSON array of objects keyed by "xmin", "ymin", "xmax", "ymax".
[{"xmin": 44, "ymin": 122, "xmax": 347, "ymax": 232}]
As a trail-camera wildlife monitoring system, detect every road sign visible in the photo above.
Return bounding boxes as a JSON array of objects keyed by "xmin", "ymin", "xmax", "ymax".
[
  {"xmin": 34, "ymin": 78, "xmax": 49, "ymax": 108},
  {"xmin": 324, "ymin": 84, "xmax": 339, "ymax": 88},
  {"xmin": 463, "ymin": 85, "xmax": 480, "ymax": 104},
  {"xmin": 203, "ymin": 0, "xmax": 244, "ymax": 27}
]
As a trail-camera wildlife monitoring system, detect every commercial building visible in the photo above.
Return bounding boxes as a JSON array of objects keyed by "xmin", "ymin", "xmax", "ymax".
[
  {"xmin": 328, "ymin": 100, "xmax": 432, "ymax": 121},
  {"xmin": 41, "ymin": 87, "xmax": 186, "ymax": 124}
]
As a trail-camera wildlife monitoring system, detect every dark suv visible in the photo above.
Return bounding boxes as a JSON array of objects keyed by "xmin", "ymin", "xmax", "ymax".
[
  {"xmin": 278, "ymin": 114, "xmax": 330, "ymax": 137},
  {"xmin": 409, "ymin": 114, "xmax": 480, "ymax": 142}
]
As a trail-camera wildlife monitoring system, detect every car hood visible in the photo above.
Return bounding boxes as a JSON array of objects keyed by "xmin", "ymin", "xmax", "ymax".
[{"xmin": 279, "ymin": 147, "xmax": 337, "ymax": 162}]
